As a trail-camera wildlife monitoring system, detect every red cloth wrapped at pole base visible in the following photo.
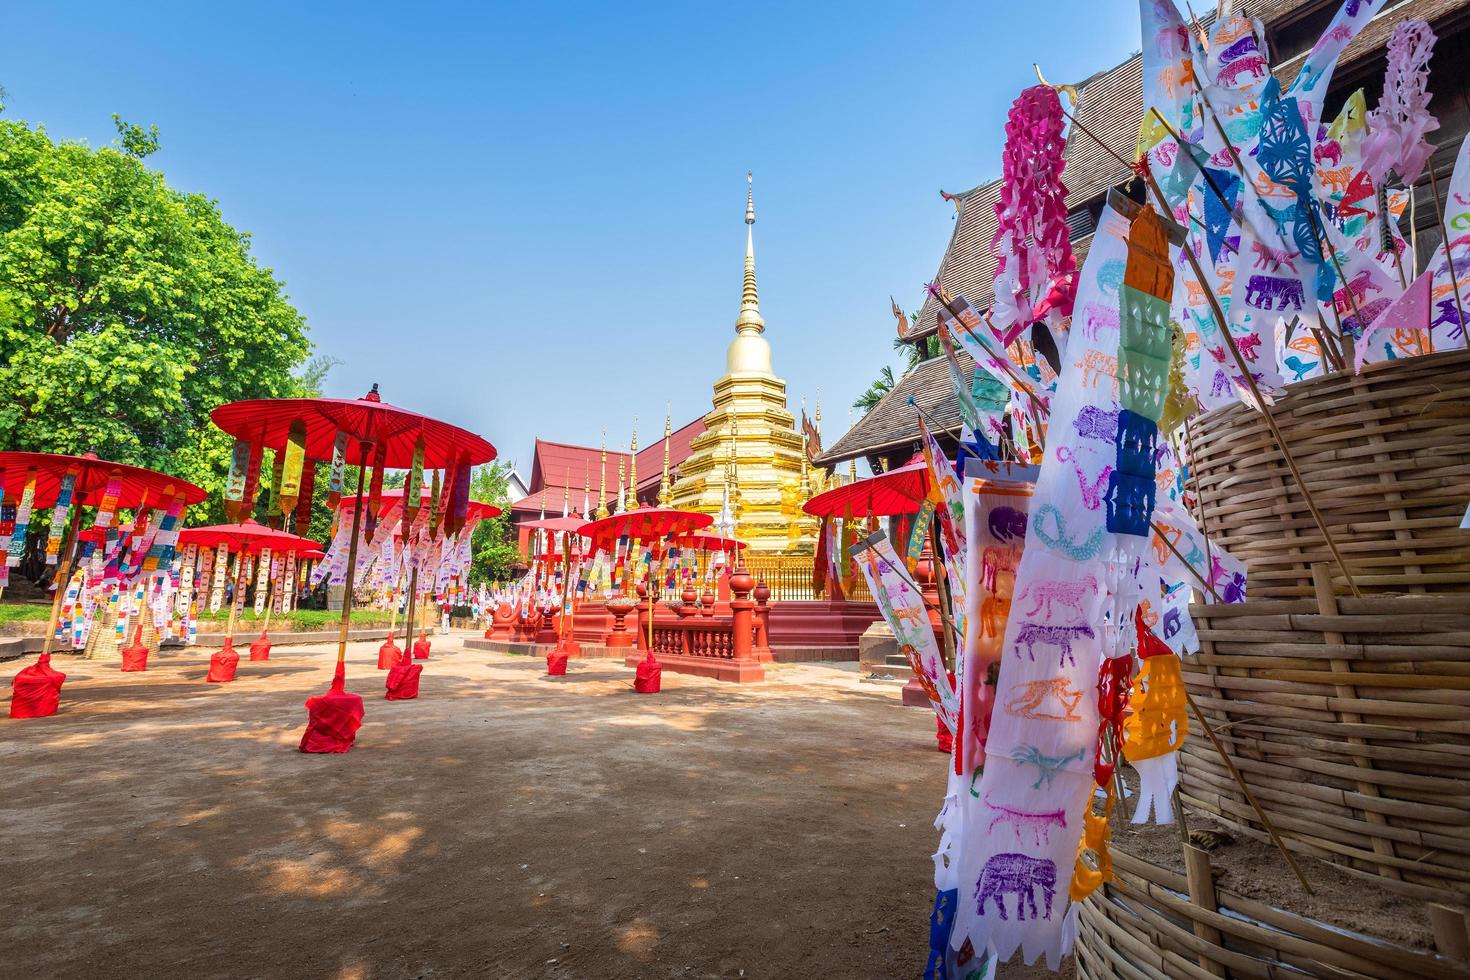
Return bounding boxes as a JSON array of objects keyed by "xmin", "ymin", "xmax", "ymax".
[
  {"xmin": 300, "ymin": 662, "xmax": 365, "ymax": 753},
  {"xmin": 120, "ymin": 625, "xmax": 149, "ymax": 672},
  {"xmin": 9, "ymin": 653, "xmax": 66, "ymax": 718},
  {"xmin": 377, "ymin": 635, "xmax": 402, "ymax": 670},
  {"xmin": 207, "ymin": 638, "xmax": 240, "ymax": 683},
  {"xmin": 546, "ymin": 651, "xmax": 568, "ymax": 676},
  {"xmin": 384, "ymin": 658, "xmax": 422, "ymax": 700},
  {"xmin": 633, "ymin": 650, "xmax": 661, "ymax": 694},
  {"xmin": 249, "ymin": 630, "xmax": 271, "ymax": 661},
  {"xmin": 412, "ymin": 631, "xmax": 431, "ymax": 660}
]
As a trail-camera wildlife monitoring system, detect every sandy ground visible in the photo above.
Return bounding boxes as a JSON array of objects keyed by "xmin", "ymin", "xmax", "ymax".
[{"xmin": 0, "ymin": 636, "xmax": 1060, "ymax": 980}]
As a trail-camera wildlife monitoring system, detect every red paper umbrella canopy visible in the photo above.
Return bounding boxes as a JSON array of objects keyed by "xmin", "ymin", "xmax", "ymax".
[
  {"xmin": 300, "ymin": 549, "xmax": 327, "ymax": 561},
  {"xmin": 582, "ymin": 508, "xmax": 713, "ymax": 551},
  {"xmin": 0, "ymin": 451, "xmax": 206, "ymax": 510},
  {"xmin": 680, "ymin": 533, "xmax": 746, "ymax": 552},
  {"xmin": 177, "ymin": 520, "xmax": 321, "ymax": 554},
  {"xmin": 802, "ymin": 457, "xmax": 929, "ymax": 519},
  {"xmin": 522, "ymin": 516, "xmax": 589, "ymax": 535},
  {"xmin": 210, "ymin": 393, "xmax": 497, "ymax": 469}
]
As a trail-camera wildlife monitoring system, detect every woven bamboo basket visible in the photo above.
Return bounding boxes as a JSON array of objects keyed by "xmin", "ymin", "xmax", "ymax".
[
  {"xmin": 82, "ymin": 601, "xmax": 121, "ymax": 660},
  {"xmin": 1188, "ymin": 348, "xmax": 1470, "ymax": 599},
  {"xmin": 1180, "ymin": 576, "xmax": 1470, "ymax": 905},
  {"xmin": 1076, "ymin": 849, "xmax": 1470, "ymax": 979}
]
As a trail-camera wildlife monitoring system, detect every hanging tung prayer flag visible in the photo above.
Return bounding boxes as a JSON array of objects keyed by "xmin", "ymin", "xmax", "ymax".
[
  {"xmin": 44, "ymin": 468, "xmax": 79, "ymax": 565},
  {"xmin": 326, "ymin": 431, "xmax": 349, "ymax": 509},
  {"xmin": 8, "ymin": 470, "xmax": 37, "ymax": 568},
  {"xmin": 225, "ymin": 439, "xmax": 252, "ymax": 523},
  {"xmin": 278, "ymin": 419, "xmax": 307, "ymax": 518}
]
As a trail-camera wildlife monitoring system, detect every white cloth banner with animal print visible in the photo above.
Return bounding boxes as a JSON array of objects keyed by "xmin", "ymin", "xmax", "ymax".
[
  {"xmin": 852, "ymin": 532, "xmax": 958, "ymax": 733},
  {"xmin": 949, "ymin": 204, "xmax": 1133, "ymax": 970},
  {"xmin": 1423, "ymin": 130, "xmax": 1470, "ymax": 350},
  {"xmin": 931, "ymin": 461, "xmax": 1036, "ymax": 980}
]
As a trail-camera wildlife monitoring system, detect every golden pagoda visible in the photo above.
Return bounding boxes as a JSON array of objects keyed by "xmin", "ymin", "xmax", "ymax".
[{"xmin": 669, "ymin": 173, "xmax": 818, "ymax": 554}]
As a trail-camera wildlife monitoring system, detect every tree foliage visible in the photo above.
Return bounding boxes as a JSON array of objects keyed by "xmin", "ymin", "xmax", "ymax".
[
  {"xmin": 468, "ymin": 461, "xmax": 521, "ymax": 585},
  {"xmin": 0, "ymin": 113, "xmax": 314, "ymax": 510}
]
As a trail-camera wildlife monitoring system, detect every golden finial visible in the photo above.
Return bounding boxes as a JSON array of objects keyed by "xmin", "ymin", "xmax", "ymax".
[
  {"xmin": 658, "ymin": 405, "xmax": 673, "ymax": 507},
  {"xmin": 595, "ymin": 429, "xmax": 609, "ymax": 519},
  {"xmin": 563, "ymin": 467, "xmax": 571, "ymax": 517},
  {"xmin": 735, "ymin": 171, "xmax": 764, "ymax": 336},
  {"xmin": 616, "ymin": 458, "xmax": 625, "ymax": 514},
  {"xmin": 583, "ymin": 463, "xmax": 590, "ymax": 519},
  {"xmin": 627, "ymin": 419, "xmax": 638, "ymax": 510}
]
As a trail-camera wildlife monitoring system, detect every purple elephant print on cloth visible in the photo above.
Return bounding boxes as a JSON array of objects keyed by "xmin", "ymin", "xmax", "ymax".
[
  {"xmin": 1244, "ymin": 273, "xmax": 1305, "ymax": 311},
  {"xmin": 1013, "ymin": 622, "xmax": 1096, "ymax": 666},
  {"xmin": 988, "ymin": 506, "xmax": 1028, "ymax": 543},
  {"xmin": 974, "ymin": 853, "xmax": 1057, "ymax": 921}
]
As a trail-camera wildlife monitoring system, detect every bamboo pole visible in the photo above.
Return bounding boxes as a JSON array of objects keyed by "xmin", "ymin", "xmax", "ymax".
[
  {"xmin": 335, "ymin": 455, "xmax": 369, "ymax": 664},
  {"xmin": 38, "ymin": 502, "xmax": 83, "ymax": 659}
]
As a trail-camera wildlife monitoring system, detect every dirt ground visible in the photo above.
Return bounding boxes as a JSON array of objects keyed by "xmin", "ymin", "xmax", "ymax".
[{"xmin": 0, "ymin": 637, "xmax": 1062, "ymax": 979}]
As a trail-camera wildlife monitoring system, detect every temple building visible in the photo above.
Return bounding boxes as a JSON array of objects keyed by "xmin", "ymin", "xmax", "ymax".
[{"xmin": 668, "ymin": 173, "xmax": 820, "ymax": 555}]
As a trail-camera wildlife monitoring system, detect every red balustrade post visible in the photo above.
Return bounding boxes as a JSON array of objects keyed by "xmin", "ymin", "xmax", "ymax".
[
  {"xmin": 729, "ymin": 563, "xmax": 754, "ymax": 661},
  {"xmin": 752, "ymin": 577, "xmax": 773, "ymax": 663}
]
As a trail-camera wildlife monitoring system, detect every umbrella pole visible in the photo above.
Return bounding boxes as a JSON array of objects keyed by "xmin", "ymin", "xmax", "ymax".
[
  {"xmin": 404, "ymin": 566, "xmax": 419, "ymax": 655},
  {"xmin": 387, "ymin": 569, "xmax": 402, "ymax": 643},
  {"xmin": 38, "ymin": 503, "xmax": 84, "ymax": 659},
  {"xmin": 334, "ymin": 455, "xmax": 369, "ymax": 665},
  {"xmin": 225, "ymin": 550, "xmax": 248, "ymax": 647}
]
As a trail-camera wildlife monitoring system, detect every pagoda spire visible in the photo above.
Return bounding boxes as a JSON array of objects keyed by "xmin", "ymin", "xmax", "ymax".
[
  {"xmin": 735, "ymin": 171, "xmax": 764, "ymax": 337},
  {"xmin": 583, "ymin": 463, "xmax": 590, "ymax": 519},
  {"xmin": 658, "ymin": 406, "xmax": 673, "ymax": 507},
  {"xmin": 562, "ymin": 468, "xmax": 570, "ymax": 518},
  {"xmin": 595, "ymin": 430, "xmax": 609, "ymax": 519}
]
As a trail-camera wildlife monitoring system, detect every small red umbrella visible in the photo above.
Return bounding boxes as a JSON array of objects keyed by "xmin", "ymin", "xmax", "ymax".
[
  {"xmin": 580, "ymin": 508, "xmax": 714, "ymax": 691},
  {"xmin": 211, "ymin": 386, "xmax": 495, "ymax": 752},
  {"xmin": 177, "ymin": 520, "xmax": 320, "ymax": 674},
  {"xmin": 0, "ymin": 450, "xmax": 207, "ymax": 510},
  {"xmin": 582, "ymin": 507, "xmax": 713, "ymax": 552},
  {"xmin": 337, "ymin": 488, "xmax": 501, "ymax": 671},
  {"xmin": 3, "ymin": 451, "xmax": 205, "ymax": 720},
  {"xmin": 521, "ymin": 516, "xmax": 592, "ymax": 669},
  {"xmin": 801, "ymin": 456, "xmax": 929, "ymax": 519}
]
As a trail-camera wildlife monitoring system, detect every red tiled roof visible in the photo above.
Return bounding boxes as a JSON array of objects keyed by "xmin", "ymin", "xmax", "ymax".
[{"xmin": 511, "ymin": 421, "xmax": 705, "ymax": 516}]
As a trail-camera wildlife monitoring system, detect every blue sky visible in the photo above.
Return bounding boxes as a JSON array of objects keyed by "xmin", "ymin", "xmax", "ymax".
[{"xmin": 2, "ymin": 0, "xmax": 1140, "ymax": 474}]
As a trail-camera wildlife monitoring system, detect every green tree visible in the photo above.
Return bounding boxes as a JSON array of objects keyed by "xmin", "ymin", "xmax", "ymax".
[
  {"xmin": 0, "ymin": 113, "xmax": 313, "ymax": 513},
  {"xmin": 468, "ymin": 461, "xmax": 522, "ymax": 585},
  {"xmin": 852, "ymin": 365, "xmax": 896, "ymax": 412}
]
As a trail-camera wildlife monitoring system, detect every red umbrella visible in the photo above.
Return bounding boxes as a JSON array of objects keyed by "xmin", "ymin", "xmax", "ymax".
[
  {"xmin": 300, "ymin": 549, "xmax": 327, "ymax": 562},
  {"xmin": 802, "ymin": 457, "xmax": 929, "ymax": 519},
  {"xmin": 0, "ymin": 450, "xmax": 207, "ymax": 510},
  {"xmin": 680, "ymin": 533, "xmax": 746, "ymax": 552},
  {"xmin": 178, "ymin": 519, "xmax": 321, "ymax": 554},
  {"xmin": 522, "ymin": 515, "xmax": 589, "ymax": 535},
  {"xmin": 580, "ymin": 508, "xmax": 713, "ymax": 687},
  {"xmin": 582, "ymin": 507, "xmax": 713, "ymax": 552},
  {"xmin": 210, "ymin": 392, "xmax": 496, "ymax": 469},
  {"xmin": 178, "ymin": 520, "xmax": 321, "ymax": 675},
  {"xmin": 4, "ymin": 451, "xmax": 206, "ymax": 721},
  {"xmin": 210, "ymin": 386, "xmax": 496, "ymax": 753}
]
